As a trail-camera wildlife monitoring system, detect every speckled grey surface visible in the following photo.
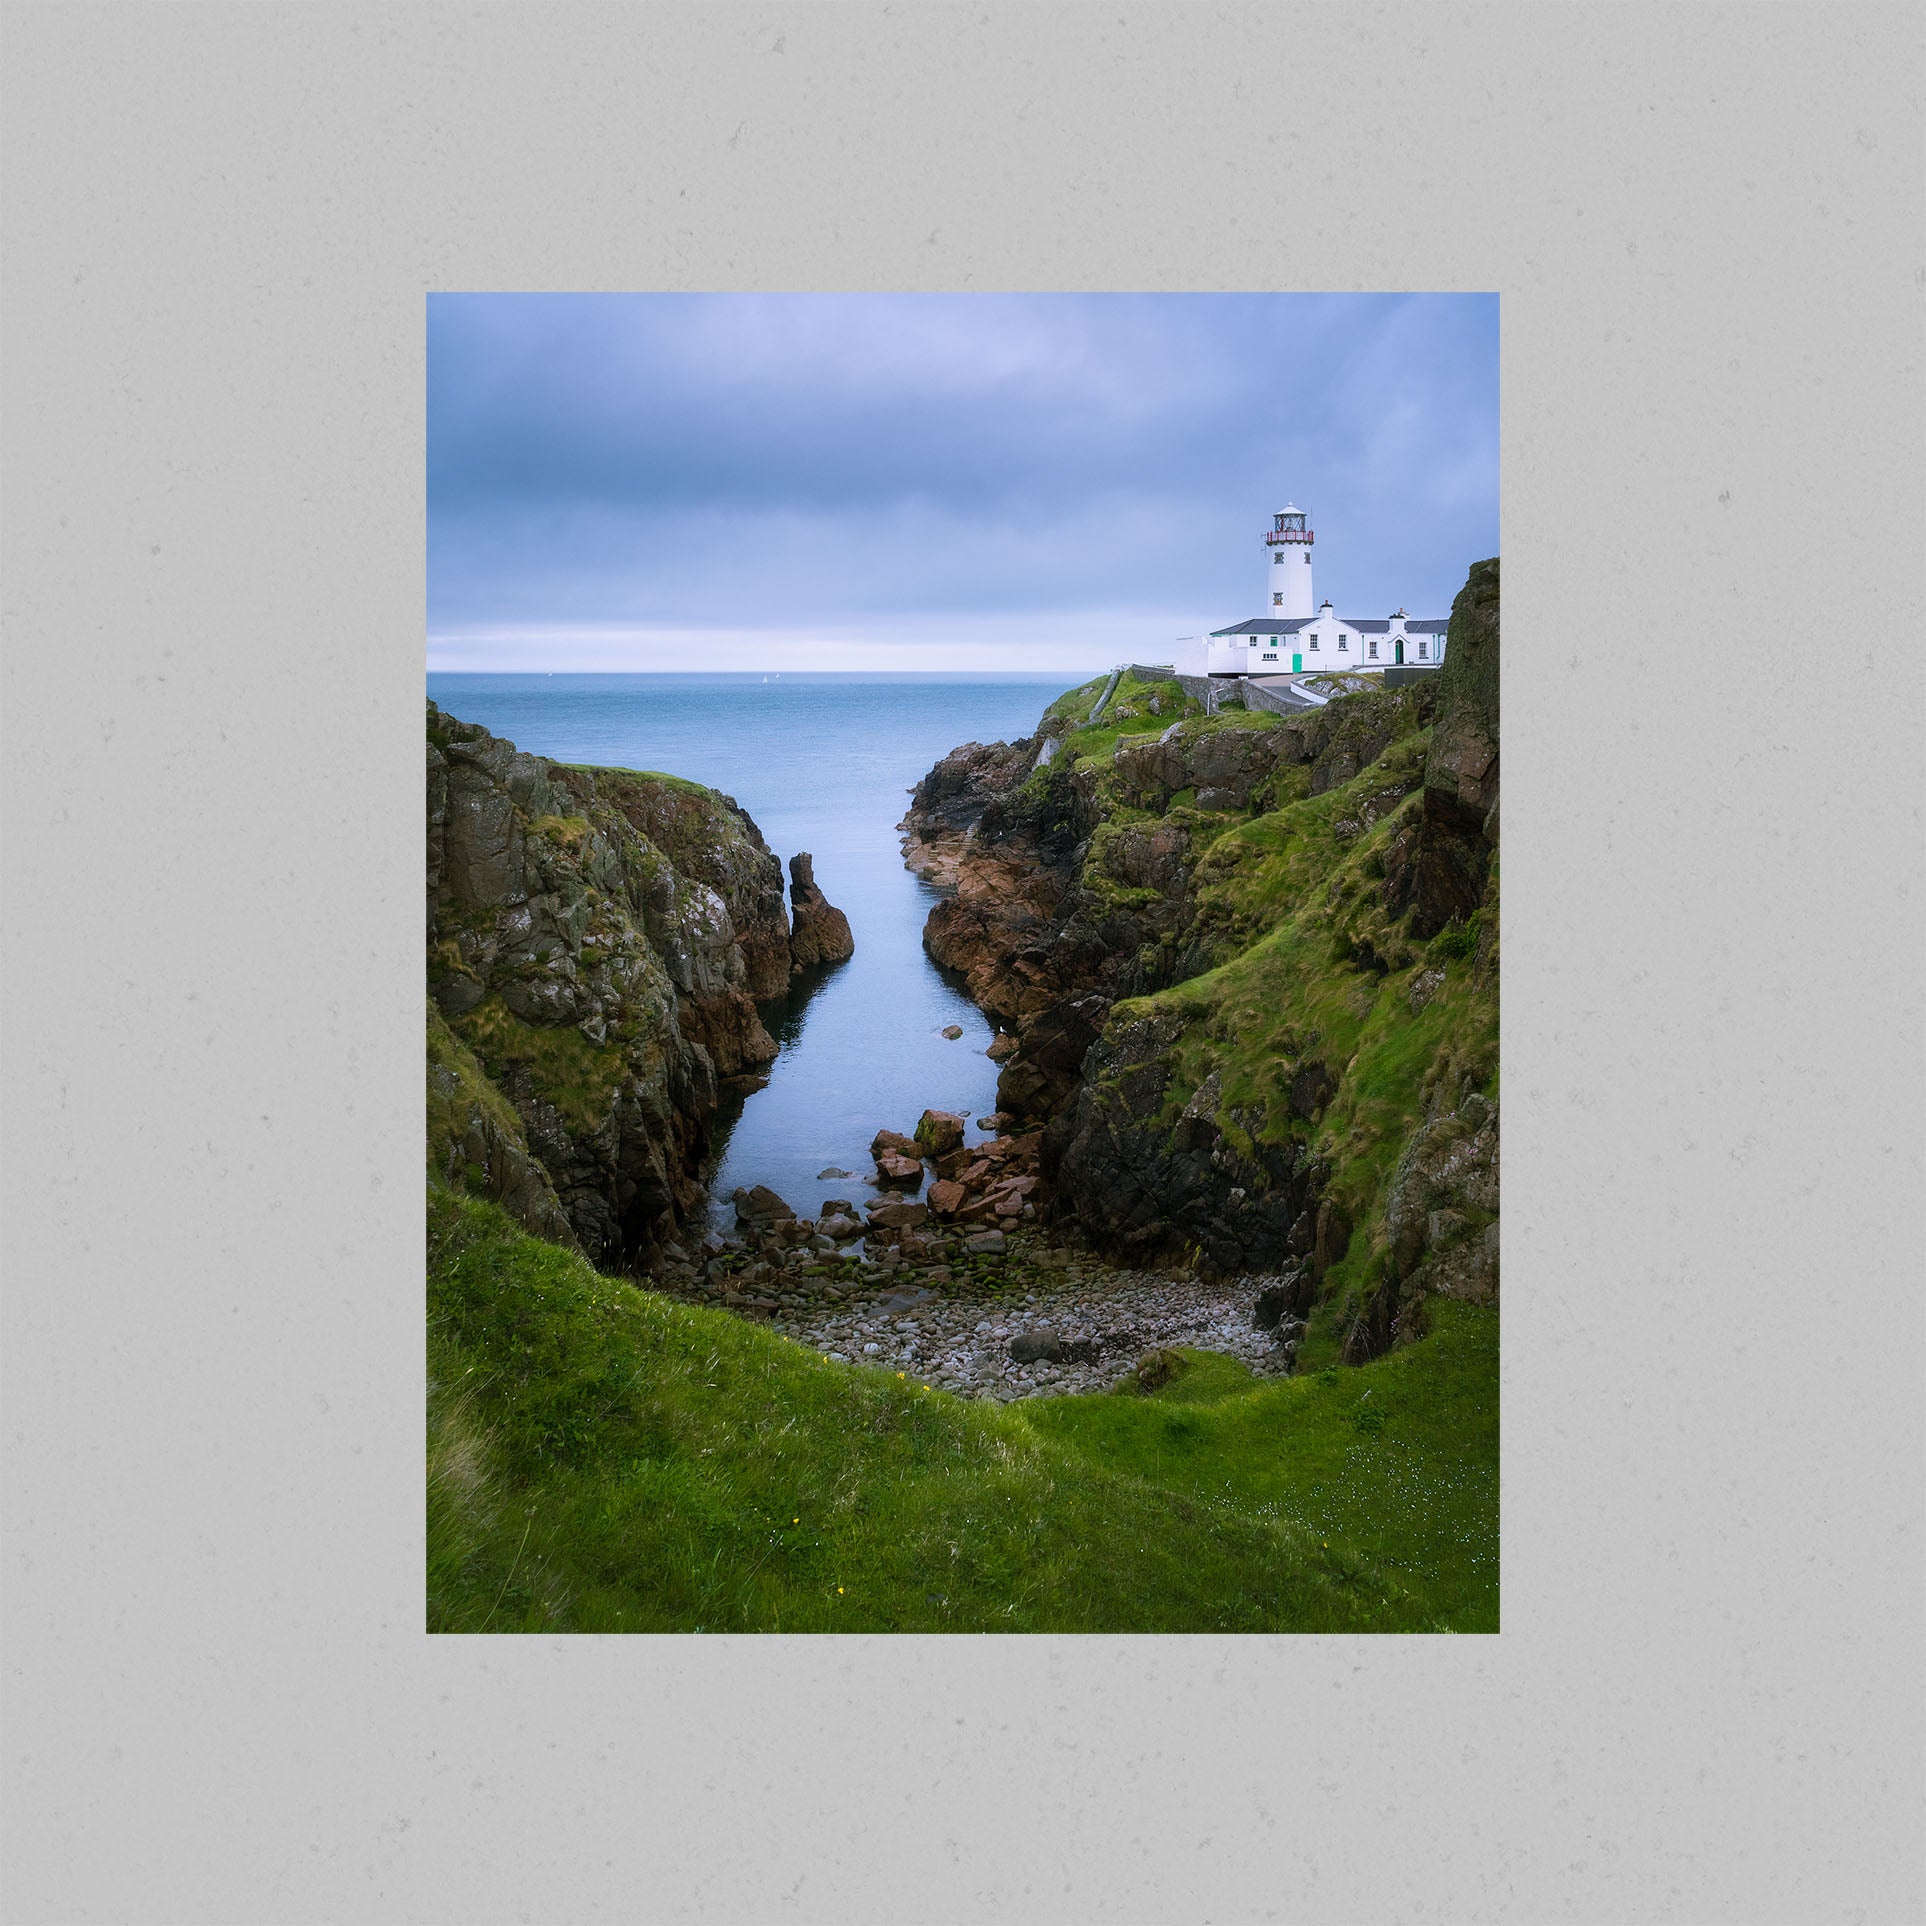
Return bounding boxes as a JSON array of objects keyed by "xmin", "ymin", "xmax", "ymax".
[{"xmin": 3, "ymin": 6, "xmax": 1921, "ymax": 1921}]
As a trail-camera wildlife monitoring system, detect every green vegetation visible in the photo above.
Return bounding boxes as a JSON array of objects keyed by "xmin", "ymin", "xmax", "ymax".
[
  {"xmin": 1090, "ymin": 697, "xmax": 1496, "ymax": 1321},
  {"xmin": 451, "ymin": 993, "xmax": 634, "ymax": 1135},
  {"xmin": 558, "ymin": 763, "xmax": 718, "ymax": 800},
  {"xmin": 428, "ymin": 1190, "xmax": 1497, "ymax": 1633}
]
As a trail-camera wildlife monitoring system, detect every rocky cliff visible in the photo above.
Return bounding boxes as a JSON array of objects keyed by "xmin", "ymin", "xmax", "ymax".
[
  {"xmin": 426, "ymin": 702, "xmax": 850, "ymax": 1271},
  {"xmin": 900, "ymin": 562, "xmax": 1500, "ymax": 1362}
]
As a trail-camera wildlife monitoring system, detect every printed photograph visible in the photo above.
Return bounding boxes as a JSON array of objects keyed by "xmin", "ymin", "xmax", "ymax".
[{"xmin": 426, "ymin": 292, "xmax": 1499, "ymax": 1632}]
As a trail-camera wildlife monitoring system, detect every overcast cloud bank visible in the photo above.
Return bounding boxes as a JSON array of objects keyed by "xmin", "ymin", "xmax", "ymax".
[{"xmin": 428, "ymin": 293, "xmax": 1497, "ymax": 673}]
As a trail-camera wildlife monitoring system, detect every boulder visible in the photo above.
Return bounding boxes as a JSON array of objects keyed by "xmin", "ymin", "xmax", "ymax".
[
  {"xmin": 1009, "ymin": 1330, "xmax": 1061, "ymax": 1364},
  {"xmin": 867, "ymin": 1199, "xmax": 930, "ymax": 1231},
  {"xmin": 733, "ymin": 1184, "xmax": 796, "ymax": 1226},
  {"xmin": 964, "ymin": 1228, "xmax": 1006, "ymax": 1255},
  {"xmin": 818, "ymin": 1213, "xmax": 864, "ymax": 1241},
  {"xmin": 941, "ymin": 1024, "xmax": 964, "ymax": 1040},
  {"xmin": 985, "ymin": 1033, "xmax": 1019, "ymax": 1062},
  {"xmin": 876, "ymin": 1152, "xmax": 925, "ymax": 1189},
  {"xmin": 871, "ymin": 1128, "xmax": 922, "ymax": 1161},
  {"xmin": 913, "ymin": 1109, "xmax": 966, "ymax": 1158},
  {"xmin": 927, "ymin": 1179, "xmax": 967, "ymax": 1217}
]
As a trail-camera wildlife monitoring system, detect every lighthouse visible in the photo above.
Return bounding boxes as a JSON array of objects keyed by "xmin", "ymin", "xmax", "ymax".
[
  {"xmin": 1203, "ymin": 498, "xmax": 1449, "ymax": 678},
  {"xmin": 1265, "ymin": 503, "xmax": 1315, "ymax": 619}
]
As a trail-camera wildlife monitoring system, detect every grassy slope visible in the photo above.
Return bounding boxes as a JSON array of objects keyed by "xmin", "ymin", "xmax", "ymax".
[
  {"xmin": 429, "ymin": 1188, "xmax": 1496, "ymax": 1633},
  {"xmin": 1089, "ymin": 711, "xmax": 1498, "ymax": 1364}
]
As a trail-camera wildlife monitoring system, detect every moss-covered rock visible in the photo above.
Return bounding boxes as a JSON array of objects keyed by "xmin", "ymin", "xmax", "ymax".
[
  {"xmin": 427, "ymin": 701, "xmax": 820, "ymax": 1270},
  {"xmin": 904, "ymin": 560, "xmax": 1502, "ymax": 1361}
]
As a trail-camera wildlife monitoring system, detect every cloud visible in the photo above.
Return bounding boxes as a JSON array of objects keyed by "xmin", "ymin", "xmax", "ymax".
[{"xmin": 428, "ymin": 293, "xmax": 1497, "ymax": 666}]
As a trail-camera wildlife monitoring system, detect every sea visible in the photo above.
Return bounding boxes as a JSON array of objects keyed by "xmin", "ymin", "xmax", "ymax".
[{"xmin": 426, "ymin": 672, "xmax": 1076, "ymax": 1232}]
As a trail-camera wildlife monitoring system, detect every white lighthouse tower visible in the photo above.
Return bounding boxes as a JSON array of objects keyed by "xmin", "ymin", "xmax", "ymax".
[{"xmin": 1266, "ymin": 503, "xmax": 1315, "ymax": 618}]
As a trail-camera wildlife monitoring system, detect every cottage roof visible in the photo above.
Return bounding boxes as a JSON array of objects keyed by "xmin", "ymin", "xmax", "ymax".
[{"xmin": 1210, "ymin": 614, "xmax": 1446, "ymax": 636}]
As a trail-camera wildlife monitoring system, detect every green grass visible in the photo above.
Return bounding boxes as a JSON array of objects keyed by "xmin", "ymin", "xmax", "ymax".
[
  {"xmin": 428, "ymin": 1190, "xmax": 1497, "ymax": 1633},
  {"xmin": 556, "ymin": 763, "xmax": 719, "ymax": 799},
  {"xmin": 1088, "ymin": 715, "xmax": 1496, "ymax": 1308},
  {"xmin": 450, "ymin": 994, "xmax": 632, "ymax": 1135}
]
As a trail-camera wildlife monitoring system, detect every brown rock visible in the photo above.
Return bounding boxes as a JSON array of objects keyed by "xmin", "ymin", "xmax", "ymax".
[
  {"xmin": 733, "ymin": 1184, "xmax": 796, "ymax": 1225},
  {"xmin": 787, "ymin": 852, "xmax": 855, "ymax": 971},
  {"xmin": 913, "ymin": 1109, "xmax": 966, "ymax": 1158},
  {"xmin": 876, "ymin": 1152, "xmax": 925, "ymax": 1189},
  {"xmin": 867, "ymin": 1199, "xmax": 930, "ymax": 1231},
  {"xmin": 927, "ymin": 1179, "xmax": 967, "ymax": 1217},
  {"xmin": 986, "ymin": 1033, "xmax": 1019, "ymax": 1062},
  {"xmin": 871, "ymin": 1128, "xmax": 921, "ymax": 1161}
]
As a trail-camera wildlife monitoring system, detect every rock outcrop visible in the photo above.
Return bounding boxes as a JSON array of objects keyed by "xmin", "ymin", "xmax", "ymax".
[
  {"xmin": 900, "ymin": 574, "xmax": 1502, "ymax": 1362},
  {"xmin": 786, "ymin": 852, "xmax": 855, "ymax": 970},
  {"xmin": 426, "ymin": 702, "xmax": 845, "ymax": 1271}
]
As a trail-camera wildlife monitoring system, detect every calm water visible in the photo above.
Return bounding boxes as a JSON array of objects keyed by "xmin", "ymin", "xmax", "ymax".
[{"xmin": 427, "ymin": 672, "xmax": 1072, "ymax": 1229}]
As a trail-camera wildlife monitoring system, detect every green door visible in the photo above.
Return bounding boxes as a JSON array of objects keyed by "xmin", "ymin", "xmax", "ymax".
[
  {"xmin": 1394, "ymin": 639, "xmax": 1404, "ymax": 665},
  {"xmin": 1291, "ymin": 652, "xmax": 1301, "ymax": 672}
]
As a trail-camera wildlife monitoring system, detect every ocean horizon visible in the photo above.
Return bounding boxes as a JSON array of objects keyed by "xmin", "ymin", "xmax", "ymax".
[{"xmin": 426, "ymin": 669, "xmax": 1084, "ymax": 1220}]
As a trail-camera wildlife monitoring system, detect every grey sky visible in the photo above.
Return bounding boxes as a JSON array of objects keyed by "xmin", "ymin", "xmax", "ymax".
[{"xmin": 428, "ymin": 293, "xmax": 1497, "ymax": 672}]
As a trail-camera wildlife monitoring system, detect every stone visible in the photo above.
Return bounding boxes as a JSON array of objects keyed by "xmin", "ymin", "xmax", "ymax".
[
  {"xmin": 1009, "ymin": 1330, "xmax": 1061, "ymax": 1364},
  {"xmin": 876, "ymin": 1152, "xmax": 925, "ymax": 1189},
  {"xmin": 734, "ymin": 1184, "xmax": 797, "ymax": 1226},
  {"xmin": 867, "ymin": 1199, "xmax": 930, "ymax": 1231},
  {"xmin": 914, "ymin": 1109, "xmax": 966, "ymax": 1158},
  {"xmin": 927, "ymin": 1178, "xmax": 967, "ymax": 1217},
  {"xmin": 941, "ymin": 1023, "xmax": 964, "ymax": 1039},
  {"xmin": 965, "ymin": 1229, "xmax": 1006, "ymax": 1255},
  {"xmin": 985, "ymin": 1033, "xmax": 1019, "ymax": 1062},
  {"xmin": 871, "ymin": 1128, "xmax": 922, "ymax": 1161},
  {"xmin": 817, "ymin": 1166, "xmax": 853, "ymax": 1181}
]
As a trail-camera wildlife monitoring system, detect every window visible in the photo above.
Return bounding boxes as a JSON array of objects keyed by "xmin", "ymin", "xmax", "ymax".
[
  {"xmin": 1368, "ymin": 639, "xmax": 1378, "ymax": 659},
  {"xmin": 1273, "ymin": 592, "xmax": 1283, "ymax": 606},
  {"xmin": 1418, "ymin": 641, "xmax": 1428, "ymax": 659},
  {"xmin": 1308, "ymin": 635, "xmax": 1318, "ymax": 651},
  {"xmin": 1262, "ymin": 652, "xmax": 1278, "ymax": 661},
  {"xmin": 1303, "ymin": 552, "xmax": 1310, "ymax": 563},
  {"xmin": 1338, "ymin": 635, "xmax": 1347, "ymax": 650},
  {"xmin": 1275, "ymin": 551, "xmax": 1286, "ymax": 564}
]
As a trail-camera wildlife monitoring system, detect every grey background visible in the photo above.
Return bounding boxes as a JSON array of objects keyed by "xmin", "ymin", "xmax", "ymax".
[{"xmin": 3, "ymin": 4, "xmax": 1920, "ymax": 1921}]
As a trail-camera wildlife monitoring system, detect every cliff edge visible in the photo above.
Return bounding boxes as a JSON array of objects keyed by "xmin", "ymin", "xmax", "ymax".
[
  {"xmin": 900, "ymin": 563, "xmax": 1500, "ymax": 1364},
  {"xmin": 426, "ymin": 702, "xmax": 851, "ymax": 1271}
]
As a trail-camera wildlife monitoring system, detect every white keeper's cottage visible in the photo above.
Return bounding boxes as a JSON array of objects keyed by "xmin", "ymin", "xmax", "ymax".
[{"xmin": 1203, "ymin": 504, "xmax": 1449, "ymax": 679}]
